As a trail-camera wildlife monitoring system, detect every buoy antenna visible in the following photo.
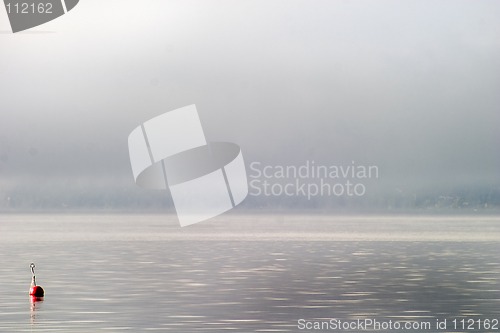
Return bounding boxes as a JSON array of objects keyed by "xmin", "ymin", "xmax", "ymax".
[{"xmin": 30, "ymin": 263, "xmax": 37, "ymax": 286}]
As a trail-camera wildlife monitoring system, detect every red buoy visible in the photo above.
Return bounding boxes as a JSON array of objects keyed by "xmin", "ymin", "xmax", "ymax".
[
  {"xmin": 30, "ymin": 285, "xmax": 44, "ymax": 297},
  {"xmin": 29, "ymin": 263, "xmax": 44, "ymax": 299}
]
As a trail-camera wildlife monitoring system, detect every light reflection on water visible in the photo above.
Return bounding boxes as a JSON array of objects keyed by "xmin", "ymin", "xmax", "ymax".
[{"xmin": 0, "ymin": 215, "xmax": 499, "ymax": 332}]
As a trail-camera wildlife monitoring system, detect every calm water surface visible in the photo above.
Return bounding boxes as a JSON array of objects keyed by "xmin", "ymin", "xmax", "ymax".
[{"xmin": 0, "ymin": 214, "xmax": 499, "ymax": 332}]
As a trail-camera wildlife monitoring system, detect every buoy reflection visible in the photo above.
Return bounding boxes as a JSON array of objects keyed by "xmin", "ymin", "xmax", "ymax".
[{"xmin": 30, "ymin": 295, "xmax": 43, "ymax": 324}]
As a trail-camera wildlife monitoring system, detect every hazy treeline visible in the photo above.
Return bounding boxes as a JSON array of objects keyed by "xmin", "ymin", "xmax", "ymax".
[{"xmin": 1, "ymin": 182, "xmax": 498, "ymax": 213}]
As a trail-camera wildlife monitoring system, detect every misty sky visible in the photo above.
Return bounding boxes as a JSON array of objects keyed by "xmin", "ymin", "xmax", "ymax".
[{"xmin": 0, "ymin": 1, "xmax": 499, "ymax": 209}]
